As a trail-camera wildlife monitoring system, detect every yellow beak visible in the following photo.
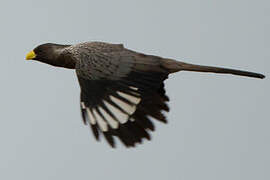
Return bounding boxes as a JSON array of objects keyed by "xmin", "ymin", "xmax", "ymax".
[{"xmin": 26, "ymin": 50, "xmax": 36, "ymax": 60}]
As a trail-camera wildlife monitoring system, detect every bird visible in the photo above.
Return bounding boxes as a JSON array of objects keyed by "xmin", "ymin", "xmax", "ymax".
[{"xmin": 26, "ymin": 41, "xmax": 265, "ymax": 148}]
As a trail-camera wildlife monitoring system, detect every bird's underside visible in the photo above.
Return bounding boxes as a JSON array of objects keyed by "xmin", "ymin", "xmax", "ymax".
[{"xmin": 26, "ymin": 41, "xmax": 265, "ymax": 148}]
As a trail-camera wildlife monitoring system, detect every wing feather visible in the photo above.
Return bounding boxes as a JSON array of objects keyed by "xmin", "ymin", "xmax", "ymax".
[{"xmin": 73, "ymin": 42, "xmax": 170, "ymax": 147}]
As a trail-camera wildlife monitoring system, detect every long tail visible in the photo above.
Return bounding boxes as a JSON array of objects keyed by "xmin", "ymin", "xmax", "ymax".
[{"xmin": 163, "ymin": 59, "xmax": 265, "ymax": 79}]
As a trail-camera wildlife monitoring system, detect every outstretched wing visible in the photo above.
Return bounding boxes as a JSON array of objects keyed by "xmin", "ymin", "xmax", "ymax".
[{"xmin": 75, "ymin": 42, "xmax": 170, "ymax": 147}]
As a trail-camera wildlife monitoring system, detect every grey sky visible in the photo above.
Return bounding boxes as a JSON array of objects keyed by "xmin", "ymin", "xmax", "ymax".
[{"xmin": 0, "ymin": 0, "xmax": 269, "ymax": 180}]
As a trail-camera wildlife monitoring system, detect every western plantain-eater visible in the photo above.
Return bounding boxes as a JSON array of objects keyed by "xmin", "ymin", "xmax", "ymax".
[{"xmin": 26, "ymin": 42, "xmax": 265, "ymax": 147}]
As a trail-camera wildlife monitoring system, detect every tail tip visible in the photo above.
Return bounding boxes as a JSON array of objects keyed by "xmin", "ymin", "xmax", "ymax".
[{"xmin": 258, "ymin": 74, "xmax": 265, "ymax": 79}]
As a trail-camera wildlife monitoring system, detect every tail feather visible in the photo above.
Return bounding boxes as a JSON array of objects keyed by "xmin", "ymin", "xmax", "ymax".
[{"xmin": 163, "ymin": 59, "xmax": 265, "ymax": 79}]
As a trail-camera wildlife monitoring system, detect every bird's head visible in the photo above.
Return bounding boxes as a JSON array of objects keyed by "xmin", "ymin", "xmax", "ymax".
[
  {"xmin": 26, "ymin": 43, "xmax": 68, "ymax": 61},
  {"xmin": 26, "ymin": 43, "xmax": 75, "ymax": 68}
]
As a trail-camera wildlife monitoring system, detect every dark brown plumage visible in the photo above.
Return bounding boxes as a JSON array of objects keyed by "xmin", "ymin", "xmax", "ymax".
[{"xmin": 26, "ymin": 41, "xmax": 265, "ymax": 148}]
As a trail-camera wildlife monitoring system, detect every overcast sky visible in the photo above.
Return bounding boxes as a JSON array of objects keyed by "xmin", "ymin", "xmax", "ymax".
[{"xmin": 0, "ymin": 0, "xmax": 269, "ymax": 180}]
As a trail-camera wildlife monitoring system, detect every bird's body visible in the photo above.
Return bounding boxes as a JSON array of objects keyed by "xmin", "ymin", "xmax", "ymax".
[{"xmin": 26, "ymin": 41, "xmax": 265, "ymax": 147}]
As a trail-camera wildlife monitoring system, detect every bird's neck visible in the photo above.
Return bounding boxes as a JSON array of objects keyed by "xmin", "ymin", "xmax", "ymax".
[{"xmin": 55, "ymin": 49, "xmax": 76, "ymax": 69}]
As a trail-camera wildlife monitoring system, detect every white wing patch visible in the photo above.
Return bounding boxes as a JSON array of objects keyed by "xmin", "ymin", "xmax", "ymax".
[
  {"xmin": 98, "ymin": 106, "xmax": 119, "ymax": 129},
  {"xmin": 86, "ymin": 108, "xmax": 96, "ymax": 125},
  {"xmin": 109, "ymin": 95, "xmax": 137, "ymax": 115},
  {"xmin": 82, "ymin": 88, "xmax": 141, "ymax": 132},
  {"xmin": 81, "ymin": 102, "xmax": 86, "ymax": 109},
  {"xmin": 117, "ymin": 91, "xmax": 141, "ymax": 104},
  {"xmin": 129, "ymin": 86, "xmax": 138, "ymax": 91},
  {"xmin": 92, "ymin": 109, "xmax": 108, "ymax": 132},
  {"xmin": 103, "ymin": 100, "xmax": 129, "ymax": 124}
]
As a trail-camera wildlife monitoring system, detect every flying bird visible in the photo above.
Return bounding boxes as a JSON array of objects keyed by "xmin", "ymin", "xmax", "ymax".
[{"xmin": 26, "ymin": 42, "xmax": 265, "ymax": 148}]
